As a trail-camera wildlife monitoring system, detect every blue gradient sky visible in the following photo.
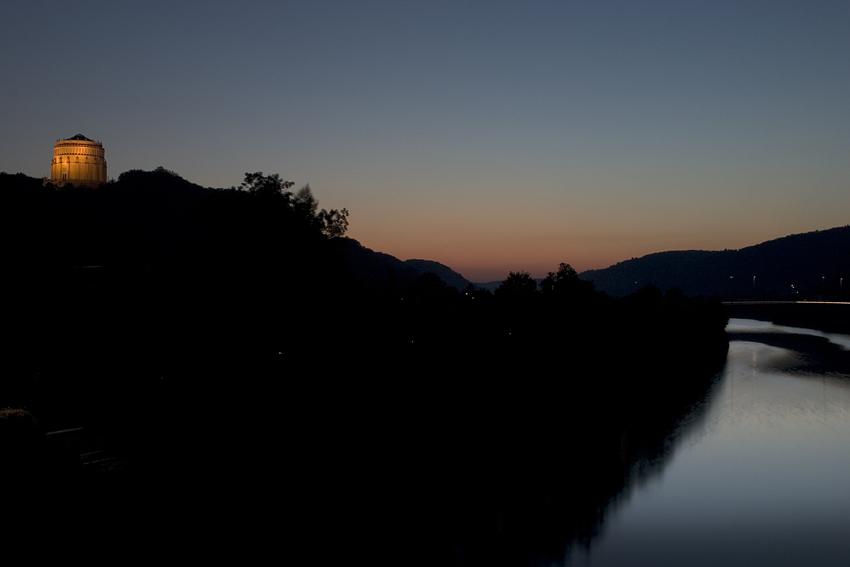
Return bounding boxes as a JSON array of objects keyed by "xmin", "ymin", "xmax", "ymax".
[{"xmin": 2, "ymin": 1, "xmax": 848, "ymax": 281}]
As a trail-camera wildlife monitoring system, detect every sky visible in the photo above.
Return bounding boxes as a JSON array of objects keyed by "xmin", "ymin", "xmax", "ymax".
[{"xmin": 2, "ymin": 1, "xmax": 849, "ymax": 282}]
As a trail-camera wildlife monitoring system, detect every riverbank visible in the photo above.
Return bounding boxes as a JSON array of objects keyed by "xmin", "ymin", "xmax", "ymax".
[
  {"xmin": 728, "ymin": 319, "xmax": 850, "ymax": 376},
  {"xmin": 569, "ymin": 321, "xmax": 850, "ymax": 567},
  {"xmin": 726, "ymin": 302, "xmax": 850, "ymax": 335}
]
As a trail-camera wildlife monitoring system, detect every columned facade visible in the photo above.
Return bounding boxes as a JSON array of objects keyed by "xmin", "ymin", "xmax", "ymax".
[{"xmin": 48, "ymin": 134, "xmax": 107, "ymax": 185}]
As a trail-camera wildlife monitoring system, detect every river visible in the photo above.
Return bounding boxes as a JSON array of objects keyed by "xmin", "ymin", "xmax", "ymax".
[{"xmin": 565, "ymin": 318, "xmax": 850, "ymax": 566}]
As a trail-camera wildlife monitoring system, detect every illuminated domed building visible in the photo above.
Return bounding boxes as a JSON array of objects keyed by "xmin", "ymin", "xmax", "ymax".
[{"xmin": 48, "ymin": 134, "xmax": 107, "ymax": 186}]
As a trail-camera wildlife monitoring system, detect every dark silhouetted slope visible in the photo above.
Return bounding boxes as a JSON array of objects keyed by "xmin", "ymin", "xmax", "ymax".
[
  {"xmin": 335, "ymin": 239, "xmax": 471, "ymax": 292},
  {"xmin": 0, "ymin": 170, "xmax": 730, "ymax": 566},
  {"xmin": 404, "ymin": 259, "xmax": 470, "ymax": 291},
  {"xmin": 581, "ymin": 225, "xmax": 850, "ymax": 299}
]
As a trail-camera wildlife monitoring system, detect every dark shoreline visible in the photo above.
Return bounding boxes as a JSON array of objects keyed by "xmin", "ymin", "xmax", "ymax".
[
  {"xmin": 726, "ymin": 303, "xmax": 850, "ymax": 336},
  {"xmin": 728, "ymin": 325, "xmax": 850, "ymax": 377},
  {"xmin": 0, "ymin": 170, "xmax": 731, "ymax": 564}
]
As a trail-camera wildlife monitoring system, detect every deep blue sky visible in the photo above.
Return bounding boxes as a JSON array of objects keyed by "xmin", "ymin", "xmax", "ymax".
[{"xmin": 3, "ymin": 1, "xmax": 848, "ymax": 280}]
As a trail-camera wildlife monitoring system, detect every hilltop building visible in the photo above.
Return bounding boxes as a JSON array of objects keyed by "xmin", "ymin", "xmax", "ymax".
[{"xmin": 47, "ymin": 134, "xmax": 107, "ymax": 186}]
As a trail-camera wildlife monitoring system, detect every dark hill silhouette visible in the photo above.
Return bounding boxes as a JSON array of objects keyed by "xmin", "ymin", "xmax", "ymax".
[
  {"xmin": 334, "ymin": 238, "xmax": 471, "ymax": 292},
  {"xmin": 403, "ymin": 259, "xmax": 470, "ymax": 291},
  {"xmin": 0, "ymin": 169, "xmax": 729, "ymax": 565},
  {"xmin": 581, "ymin": 225, "xmax": 850, "ymax": 299}
]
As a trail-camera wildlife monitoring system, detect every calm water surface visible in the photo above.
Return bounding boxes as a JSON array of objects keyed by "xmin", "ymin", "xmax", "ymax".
[{"xmin": 567, "ymin": 318, "xmax": 850, "ymax": 566}]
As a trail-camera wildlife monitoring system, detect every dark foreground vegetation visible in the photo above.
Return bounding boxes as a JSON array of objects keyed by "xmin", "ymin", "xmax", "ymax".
[{"xmin": 0, "ymin": 171, "xmax": 727, "ymax": 563}]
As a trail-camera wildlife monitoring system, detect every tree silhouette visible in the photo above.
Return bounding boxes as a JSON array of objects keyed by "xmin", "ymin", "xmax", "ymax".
[
  {"xmin": 319, "ymin": 208, "xmax": 349, "ymax": 238},
  {"xmin": 236, "ymin": 172, "xmax": 295, "ymax": 199},
  {"xmin": 293, "ymin": 184, "xmax": 319, "ymax": 217},
  {"xmin": 233, "ymin": 174, "xmax": 348, "ymax": 238},
  {"xmin": 541, "ymin": 263, "xmax": 578, "ymax": 293},
  {"xmin": 496, "ymin": 271, "xmax": 537, "ymax": 297}
]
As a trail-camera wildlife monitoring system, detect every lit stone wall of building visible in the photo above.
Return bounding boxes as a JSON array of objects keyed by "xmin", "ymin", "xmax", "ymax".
[{"xmin": 49, "ymin": 134, "xmax": 107, "ymax": 185}]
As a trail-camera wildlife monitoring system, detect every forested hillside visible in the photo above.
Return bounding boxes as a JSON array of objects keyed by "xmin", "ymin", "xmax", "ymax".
[
  {"xmin": 581, "ymin": 226, "xmax": 850, "ymax": 299},
  {"xmin": 0, "ymin": 170, "xmax": 728, "ymax": 565}
]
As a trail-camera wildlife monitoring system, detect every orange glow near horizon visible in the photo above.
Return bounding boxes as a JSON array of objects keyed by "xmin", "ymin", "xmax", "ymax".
[{"xmin": 344, "ymin": 175, "xmax": 850, "ymax": 283}]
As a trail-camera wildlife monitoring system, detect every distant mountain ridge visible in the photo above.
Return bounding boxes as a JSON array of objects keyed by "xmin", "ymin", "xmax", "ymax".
[
  {"xmin": 336, "ymin": 239, "xmax": 471, "ymax": 291},
  {"xmin": 404, "ymin": 259, "xmax": 470, "ymax": 292},
  {"xmin": 342, "ymin": 225, "xmax": 850, "ymax": 299},
  {"xmin": 580, "ymin": 225, "xmax": 850, "ymax": 299}
]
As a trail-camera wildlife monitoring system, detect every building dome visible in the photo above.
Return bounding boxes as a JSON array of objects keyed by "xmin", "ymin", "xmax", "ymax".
[{"xmin": 49, "ymin": 134, "xmax": 107, "ymax": 185}]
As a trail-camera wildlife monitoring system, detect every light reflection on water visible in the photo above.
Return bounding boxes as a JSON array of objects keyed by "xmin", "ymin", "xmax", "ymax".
[
  {"xmin": 727, "ymin": 317, "xmax": 850, "ymax": 351},
  {"xmin": 566, "ymin": 321, "xmax": 850, "ymax": 567}
]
